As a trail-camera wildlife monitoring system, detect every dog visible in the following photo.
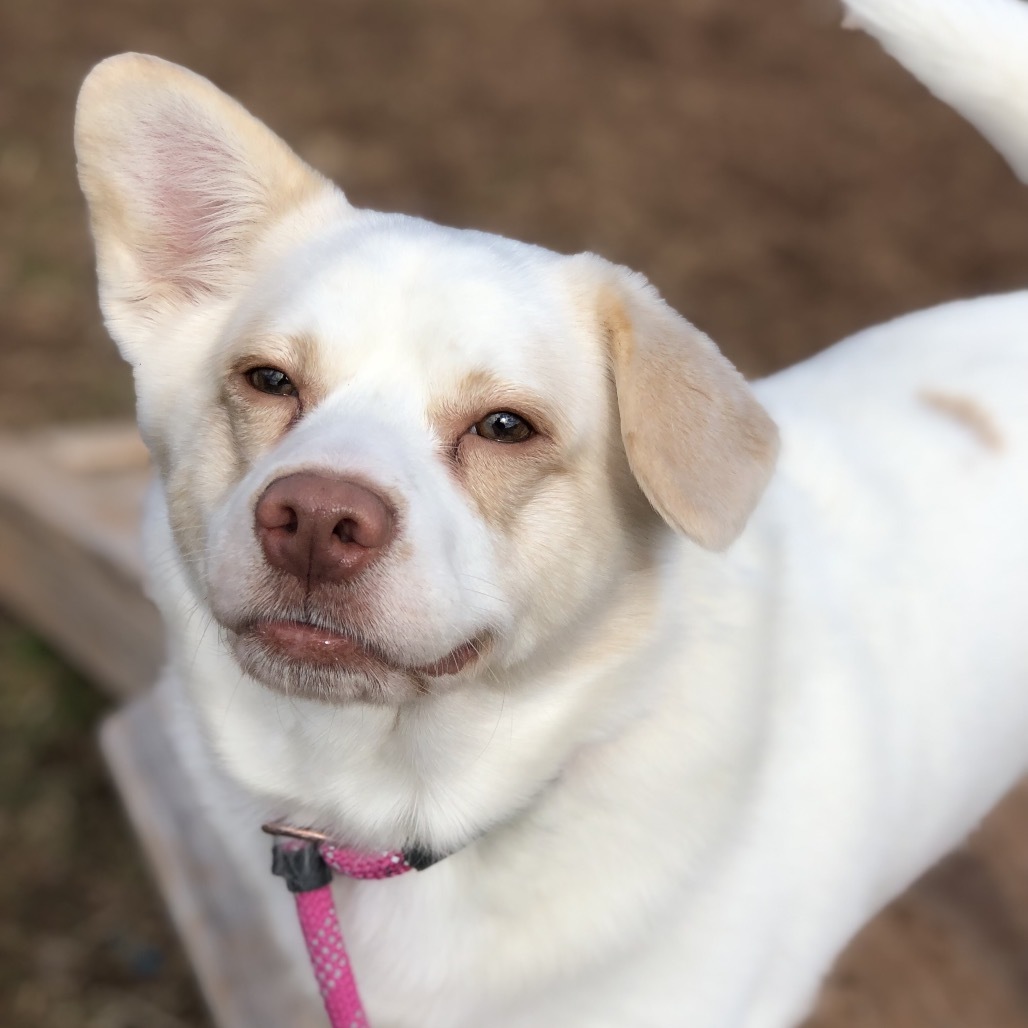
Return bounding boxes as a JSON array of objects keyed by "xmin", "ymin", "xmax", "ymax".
[{"xmin": 74, "ymin": 0, "xmax": 1028, "ymax": 1024}]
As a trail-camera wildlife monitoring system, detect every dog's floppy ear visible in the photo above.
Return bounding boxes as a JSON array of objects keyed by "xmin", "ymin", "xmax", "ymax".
[
  {"xmin": 570, "ymin": 254, "xmax": 779, "ymax": 551},
  {"xmin": 75, "ymin": 53, "xmax": 339, "ymax": 357}
]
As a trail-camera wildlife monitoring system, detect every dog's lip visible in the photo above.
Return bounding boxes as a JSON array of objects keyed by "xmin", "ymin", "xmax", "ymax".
[{"xmin": 244, "ymin": 619, "xmax": 483, "ymax": 677}]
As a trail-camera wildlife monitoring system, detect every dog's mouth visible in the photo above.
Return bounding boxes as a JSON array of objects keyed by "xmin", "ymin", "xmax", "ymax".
[{"xmin": 242, "ymin": 618, "xmax": 485, "ymax": 679}]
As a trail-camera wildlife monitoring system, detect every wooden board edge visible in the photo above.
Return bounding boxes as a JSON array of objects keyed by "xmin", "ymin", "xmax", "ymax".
[{"xmin": 100, "ymin": 694, "xmax": 324, "ymax": 1028}]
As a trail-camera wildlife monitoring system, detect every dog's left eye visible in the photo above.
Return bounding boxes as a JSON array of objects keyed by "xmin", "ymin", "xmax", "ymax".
[
  {"xmin": 246, "ymin": 367, "xmax": 298, "ymax": 397},
  {"xmin": 470, "ymin": 411, "xmax": 535, "ymax": 443}
]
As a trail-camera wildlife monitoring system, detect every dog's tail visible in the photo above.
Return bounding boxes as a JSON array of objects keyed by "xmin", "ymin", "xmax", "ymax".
[{"xmin": 843, "ymin": 0, "xmax": 1028, "ymax": 183}]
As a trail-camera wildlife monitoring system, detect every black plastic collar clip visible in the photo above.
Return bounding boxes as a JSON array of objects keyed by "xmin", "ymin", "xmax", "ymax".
[{"xmin": 270, "ymin": 841, "xmax": 333, "ymax": 894}]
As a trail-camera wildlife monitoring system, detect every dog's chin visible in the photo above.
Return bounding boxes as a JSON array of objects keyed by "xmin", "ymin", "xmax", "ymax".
[{"xmin": 228, "ymin": 619, "xmax": 485, "ymax": 705}]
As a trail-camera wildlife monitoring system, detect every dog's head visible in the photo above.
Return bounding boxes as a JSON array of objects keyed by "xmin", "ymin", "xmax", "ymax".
[{"xmin": 75, "ymin": 54, "xmax": 778, "ymax": 707}]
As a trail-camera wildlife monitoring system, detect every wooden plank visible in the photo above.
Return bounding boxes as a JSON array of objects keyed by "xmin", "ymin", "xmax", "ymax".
[
  {"xmin": 101, "ymin": 693, "xmax": 325, "ymax": 1028},
  {"xmin": 0, "ymin": 423, "xmax": 161, "ymax": 697}
]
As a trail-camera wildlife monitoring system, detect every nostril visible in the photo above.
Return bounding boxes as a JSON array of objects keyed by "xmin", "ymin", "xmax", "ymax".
[
  {"xmin": 256, "ymin": 499, "xmax": 300, "ymax": 534},
  {"xmin": 333, "ymin": 517, "xmax": 358, "ymax": 545},
  {"xmin": 334, "ymin": 506, "xmax": 392, "ymax": 550}
]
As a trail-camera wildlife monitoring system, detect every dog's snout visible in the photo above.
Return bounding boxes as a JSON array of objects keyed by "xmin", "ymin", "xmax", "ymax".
[{"xmin": 255, "ymin": 473, "xmax": 394, "ymax": 585}]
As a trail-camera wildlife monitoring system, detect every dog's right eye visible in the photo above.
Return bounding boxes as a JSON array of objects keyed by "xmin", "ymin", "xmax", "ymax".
[{"xmin": 246, "ymin": 367, "xmax": 298, "ymax": 397}]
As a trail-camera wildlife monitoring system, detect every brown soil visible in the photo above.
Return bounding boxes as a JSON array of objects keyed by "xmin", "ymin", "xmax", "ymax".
[
  {"xmin": 4, "ymin": 0, "xmax": 1028, "ymax": 433},
  {"xmin": 1, "ymin": 0, "xmax": 1027, "ymax": 1025},
  {"xmin": 0, "ymin": 616, "xmax": 209, "ymax": 1027}
]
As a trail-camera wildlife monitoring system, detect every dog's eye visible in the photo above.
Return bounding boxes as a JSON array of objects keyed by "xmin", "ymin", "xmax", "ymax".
[
  {"xmin": 471, "ymin": 411, "xmax": 534, "ymax": 443},
  {"xmin": 246, "ymin": 367, "xmax": 298, "ymax": 397}
]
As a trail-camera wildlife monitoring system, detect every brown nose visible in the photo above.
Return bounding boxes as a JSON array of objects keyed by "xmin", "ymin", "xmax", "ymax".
[{"xmin": 255, "ymin": 473, "xmax": 395, "ymax": 585}]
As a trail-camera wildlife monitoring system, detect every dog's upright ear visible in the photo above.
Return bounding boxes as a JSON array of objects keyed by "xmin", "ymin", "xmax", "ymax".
[
  {"xmin": 75, "ymin": 53, "xmax": 338, "ymax": 358},
  {"xmin": 569, "ymin": 254, "xmax": 779, "ymax": 551}
]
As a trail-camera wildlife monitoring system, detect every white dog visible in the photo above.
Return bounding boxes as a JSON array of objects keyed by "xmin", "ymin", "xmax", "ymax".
[{"xmin": 75, "ymin": 0, "xmax": 1028, "ymax": 1024}]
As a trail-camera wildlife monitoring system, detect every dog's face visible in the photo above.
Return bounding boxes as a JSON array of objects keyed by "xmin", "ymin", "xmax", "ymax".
[{"xmin": 75, "ymin": 54, "xmax": 779, "ymax": 707}]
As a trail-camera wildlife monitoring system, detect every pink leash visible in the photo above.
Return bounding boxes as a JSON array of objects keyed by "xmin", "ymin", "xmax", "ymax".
[{"xmin": 266, "ymin": 823, "xmax": 437, "ymax": 1028}]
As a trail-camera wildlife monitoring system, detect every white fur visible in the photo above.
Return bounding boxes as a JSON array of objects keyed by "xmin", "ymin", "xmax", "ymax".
[
  {"xmin": 842, "ymin": 0, "xmax": 1028, "ymax": 180},
  {"xmin": 77, "ymin": 4, "xmax": 1028, "ymax": 1024}
]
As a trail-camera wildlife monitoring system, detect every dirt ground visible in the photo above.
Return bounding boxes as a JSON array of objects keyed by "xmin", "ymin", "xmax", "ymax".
[{"xmin": 2, "ymin": 0, "xmax": 1028, "ymax": 1025}]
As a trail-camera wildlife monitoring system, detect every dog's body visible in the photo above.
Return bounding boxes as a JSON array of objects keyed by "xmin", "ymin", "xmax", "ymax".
[{"xmin": 76, "ymin": 1, "xmax": 1028, "ymax": 1025}]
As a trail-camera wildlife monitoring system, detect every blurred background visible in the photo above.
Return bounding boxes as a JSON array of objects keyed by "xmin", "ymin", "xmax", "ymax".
[{"xmin": 2, "ymin": 0, "xmax": 1028, "ymax": 1025}]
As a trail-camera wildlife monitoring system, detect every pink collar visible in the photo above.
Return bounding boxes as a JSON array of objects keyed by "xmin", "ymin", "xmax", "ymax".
[{"xmin": 264, "ymin": 821, "xmax": 441, "ymax": 1027}]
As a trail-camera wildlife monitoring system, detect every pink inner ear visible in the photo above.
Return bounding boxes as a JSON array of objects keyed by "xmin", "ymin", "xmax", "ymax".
[{"xmin": 128, "ymin": 108, "xmax": 260, "ymax": 299}]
